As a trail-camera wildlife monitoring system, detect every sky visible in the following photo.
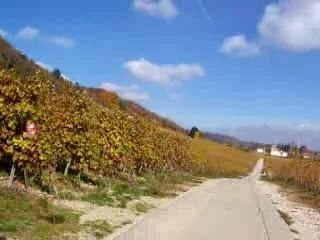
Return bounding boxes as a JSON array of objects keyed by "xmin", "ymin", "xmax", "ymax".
[{"xmin": 1, "ymin": 0, "xmax": 320, "ymax": 149}]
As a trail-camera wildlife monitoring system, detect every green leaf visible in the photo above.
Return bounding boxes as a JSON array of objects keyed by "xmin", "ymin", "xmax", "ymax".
[{"xmin": 7, "ymin": 145, "xmax": 14, "ymax": 154}]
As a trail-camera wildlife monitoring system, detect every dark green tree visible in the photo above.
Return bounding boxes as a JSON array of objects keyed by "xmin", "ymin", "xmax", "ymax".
[
  {"xmin": 119, "ymin": 99, "xmax": 128, "ymax": 111},
  {"xmin": 189, "ymin": 126, "xmax": 199, "ymax": 138},
  {"xmin": 277, "ymin": 143, "xmax": 290, "ymax": 152},
  {"xmin": 52, "ymin": 68, "xmax": 61, "ymax": 78},
  {"xmin": 299, "ymin": 145, "xmax": 308, "ymax": 154}
]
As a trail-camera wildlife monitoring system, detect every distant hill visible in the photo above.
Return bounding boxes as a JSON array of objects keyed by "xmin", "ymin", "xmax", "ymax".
[{"xmin": 204, "ymin": 132, "xmax": 263, "ymax": 150}]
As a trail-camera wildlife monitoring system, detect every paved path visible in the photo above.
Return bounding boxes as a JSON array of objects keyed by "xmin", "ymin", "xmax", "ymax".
[{"xmin": 114, "ymin": 159, "xmax": 292, "ymax": 240}]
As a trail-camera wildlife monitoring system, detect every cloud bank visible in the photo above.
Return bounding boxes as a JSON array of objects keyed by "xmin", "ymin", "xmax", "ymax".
[{"xmin": 124, "ymin": 58, "xmax": 205, "ymax": 85}]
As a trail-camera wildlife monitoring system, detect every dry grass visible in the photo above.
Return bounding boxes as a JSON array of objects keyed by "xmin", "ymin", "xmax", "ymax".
[
  {"xmin": 265, "ymin": 155, "xmax": 293, "ymax": 162},
  {"xmin": 0, "ymin": 187, "xmax": 80, "ymax": 240},
  {"xmin": 264, "ymin": 157, "xmax": 320, "ymax": 209},
  {"xmin": 192, "ymin": 138, "xmax": 258, "ymax": 178},
  {"xmin": 264, "ymin": 157, "xmax": 320, "ymax": 193}
]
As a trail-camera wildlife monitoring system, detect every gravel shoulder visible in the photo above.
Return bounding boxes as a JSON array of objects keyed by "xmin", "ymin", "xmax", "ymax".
[{"xmin": 257, "ymin": 180, "xmax": 320, "ymax": 240}]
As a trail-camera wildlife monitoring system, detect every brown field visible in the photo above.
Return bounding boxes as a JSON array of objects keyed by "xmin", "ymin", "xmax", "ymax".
[
  {"xmin": 264, "ymin": 156, "xmax": 320, "ymax": 193},
  {"xmin": 191, "ymin": 138, "xmax": 258, "ymax": 178},
  {"xmin": 263, "ymin": 156, "xmax": 320, "ymax": 208}
]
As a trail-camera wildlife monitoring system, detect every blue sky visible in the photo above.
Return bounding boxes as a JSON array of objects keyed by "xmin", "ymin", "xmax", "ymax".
[{"xmin": 1, "ymin": 0, "xmax": 320, "ymax": 149}]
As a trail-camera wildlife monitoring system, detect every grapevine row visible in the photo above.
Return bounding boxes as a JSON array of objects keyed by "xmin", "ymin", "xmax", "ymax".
[{"xmin": 0, "ymin": 64, "xmax": 195, "ymax": 182}]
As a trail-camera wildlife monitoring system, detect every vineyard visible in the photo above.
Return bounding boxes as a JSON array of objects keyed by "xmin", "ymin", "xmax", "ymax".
[
  {"xmin": 264, "ymin": 157, "xmax": 320, "ymax": 197},
  {"xmin": 0, "ymin": 45, "xmax": 196, "ymax": 189}
]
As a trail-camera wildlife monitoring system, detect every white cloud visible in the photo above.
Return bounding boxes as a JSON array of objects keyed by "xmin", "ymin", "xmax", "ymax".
[
  {"xmin": 133, "ymin": 0, "xmax": 178, "ymax": 19},
  {"xmin": 46, "ymin": 36, "xmax": 75, "ymax": 48},
  {"xmin": 124, "ymin": 58, "xmax": 205, "ymax": 85},
  {"xmin": 258, "ymin": 0, "xmax": 320, "ymax": 51},
  {"xmin": 101, "ymin": 82, "xmax": 149, "ymax": 101},
  {"xmin": 220, "ymin": 35, "xmax": 261, "ymax": 57},
  {"xmin": 221, "ymin": 0, "xmax": 320, "ymax": 55},
  {"xmin": 36, "ymin": 61, "xmax": 52, "ymax": 70},
  {"xmin": 0, "ymin": 28, "xmax": 8, "ymax": 38},
  {"xmin": 16, "ymin": 26, "xmax": 74, "ymax": 48},
  {"xmin": 17, "ymin": 26, "xmax": 40, "ymax": 40}
]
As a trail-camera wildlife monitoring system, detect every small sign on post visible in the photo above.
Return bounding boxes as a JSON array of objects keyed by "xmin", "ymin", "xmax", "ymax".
[{"xmin": 26, "ymin": 122, "xmax": 37, "ymax": 136}]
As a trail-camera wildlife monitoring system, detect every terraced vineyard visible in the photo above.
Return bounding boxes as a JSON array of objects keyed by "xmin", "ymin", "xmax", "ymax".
[{"xmin": 0, "ymin": 64, "xmax": 195, "ymax": 185}]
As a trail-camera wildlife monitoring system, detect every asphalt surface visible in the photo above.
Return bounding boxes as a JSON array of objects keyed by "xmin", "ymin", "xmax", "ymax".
[{"xmin": 114, "ymin": 159, "xmax": 292, "ymax": 240}]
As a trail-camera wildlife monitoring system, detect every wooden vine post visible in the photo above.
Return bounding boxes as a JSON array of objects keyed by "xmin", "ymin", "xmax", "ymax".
[
  {"xmin": 24, "ymin": 167, "xmax": 29, "ymax": 189},
  {"xmin": 64, "ymin": 158, "xmax": 72, "ymax": 176},
  {"xmin": 7, "ymin": 164, "xmax": 15, "ymax": 188}
]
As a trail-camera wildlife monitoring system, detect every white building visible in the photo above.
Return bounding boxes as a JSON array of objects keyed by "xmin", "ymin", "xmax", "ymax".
[
  {"xmin": 271, "ymin": 145, "xmax": 288, "ymax": 158},
  {"xmin": 257, "ymin": 148, "xmax": 265, "ymax": 154},
  {"xmin": 303, "ymin": 153, "xmax": 311, "ymax": 159}
]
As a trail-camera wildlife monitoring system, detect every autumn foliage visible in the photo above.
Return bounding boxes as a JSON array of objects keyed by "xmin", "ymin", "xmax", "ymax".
[
  {"xmin": 0, "ymin": 63, "xmax": 193, "ymax": 181},
  {"xmin": 85, "ymin": 87, "xmax": 120, "ymax": 109}
]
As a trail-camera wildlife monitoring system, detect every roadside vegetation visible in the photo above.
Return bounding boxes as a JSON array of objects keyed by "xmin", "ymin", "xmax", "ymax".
[
  {"xmin": 0, "ymin": 137, "xmax": 258, "ymax": 240},
  {"xmin": 263, "ymin": 156, "xmax": 320, "ymax": 209},
  {"xmin": 0, "ymin": 187, "xmax": 80, "ymax": 239},
  {"xmin": 58, "ymin": 171, "xmax": 203, "ymax": 205},
  {"xmin": 0, "ymin": 170, "xmax": 204, "ymax": 239}
]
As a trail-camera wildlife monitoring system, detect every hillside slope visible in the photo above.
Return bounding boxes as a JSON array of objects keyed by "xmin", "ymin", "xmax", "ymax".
[
  {"xmin": 0, "ymin": 37, "xmax": 193, "ymax": 182},
  {"xmin": 204, "ymin": 132, "xmax": 262, "ymax": 150},
  {"xmin": 0, "ymin": 37, "xmax": 185, "ymax": 135}
]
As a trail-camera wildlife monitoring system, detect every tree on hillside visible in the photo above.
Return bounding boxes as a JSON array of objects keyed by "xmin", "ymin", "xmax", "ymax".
[
  {"xmin": 189, "ymin": 126, "xmax": 199, "ymax": 138},
  {"xmin": 289, "ymin": 141, "xmax": 299, "ymax": 157},
  {"xmin": 299, "ymin": 145, "xmax": 308, "ymax": 154},
  {"xmin": 52, "ymin": 68, "xmax": 61, "ymax": 78},
  {"xmin": 119, "ymin": 99, "xmax": 128, "ymax": 111},
  {"xmin": 277, "ymin": 143, "xmax": 290, "ymax": 152}
]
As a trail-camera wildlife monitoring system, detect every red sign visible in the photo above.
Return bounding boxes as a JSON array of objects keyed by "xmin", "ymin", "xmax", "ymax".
[{"xmin": 26, "ymin": 123, "xmax": 37, "ymax": 136}]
